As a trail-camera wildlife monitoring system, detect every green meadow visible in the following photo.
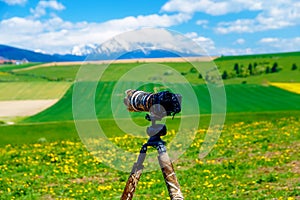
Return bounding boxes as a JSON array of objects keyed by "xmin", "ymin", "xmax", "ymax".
[
  {"xmin": 0, "ymin": 52, "xmax": 300, "ymax": 199},
  {"xmin": 22, "ymin": 82, "xmax": 300, "ymax": 123},
  {"xmin": 0, "ymin": 82, "xmax": 71, "ymax": 100}
]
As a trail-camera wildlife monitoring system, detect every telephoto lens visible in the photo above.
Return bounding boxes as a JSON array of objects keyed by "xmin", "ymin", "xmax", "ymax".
[
  {"xmin": 124, "ymin": 89, "xmax": 182, "ymax": 120},
  {"xmin": 124, "ymin": 89, "xmax": 154, "ymax": 112}
]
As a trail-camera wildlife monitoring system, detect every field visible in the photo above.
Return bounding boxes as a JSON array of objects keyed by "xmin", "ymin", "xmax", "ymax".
[
  {"xmin": 0, "ymin": 82, "xmax": 71, "ymax": 100},
  {"xmin": 21, "ymin": 82, "xmax": 300, "ymax": 123},
  {"xmin": 0, "ymin": 52, "xmax": 300, "ymax": 199},
  {"xmin": 1, "ymin": 115, "xmax": 299, "ymax": 199},
  {"xmin": 270, "ymin": 83, "xmax": 300, "ymax": 94}
]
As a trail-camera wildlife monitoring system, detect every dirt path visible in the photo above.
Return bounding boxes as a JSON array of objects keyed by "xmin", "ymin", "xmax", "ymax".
[{"xmin": 0, "ymin": 99, "xmax": 58, "ymax": 117}]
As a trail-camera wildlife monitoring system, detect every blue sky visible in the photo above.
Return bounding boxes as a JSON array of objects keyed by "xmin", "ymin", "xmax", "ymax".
[{"xmin": 0, "ymin": 0, "xmax": 300, "ymax": 55}]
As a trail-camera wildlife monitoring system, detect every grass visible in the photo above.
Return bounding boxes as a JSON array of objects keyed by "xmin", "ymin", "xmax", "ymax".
[
  {"xmin": 0, "ymin": 114, "xmax": 299, "ymax": 199},
  {"xmin": 0, "ymin": 63, "xmax": 42, "ymax": 72},
  {"xmin": 0, "ymin": 63, "xmax": 47, "ymax": 82},
  {"xmin": 0, "ymin": 110, "xmax": 299, "ymax": 146},
  {"xmin": 4, "ymin": 55, "xmax": 300, "ymax": 84},
  {"xmin": 0, "ymin": 121, "xmax": 78, "ymax": 146},
  {"xmin": 0, "ymin": 82, "xmax": 71, "ymax": 100},
  {"xmin": 215, "ymin": 52, "xmax": 300, "ymax": 84},
  {"xmin": 22, "ymin": 81, "xmax": 300, "ymax": 123},
  {"xmin": 1, "ymin": 51, "xmax": 300, "ymax": 199},
  {"xmin": 15, "ymin": 65, "xmax": 81, "ymax": 82}
]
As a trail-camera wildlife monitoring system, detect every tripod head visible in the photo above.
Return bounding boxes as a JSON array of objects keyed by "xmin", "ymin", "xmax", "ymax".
[
  {"xmin": 145, "ymin": 114, "xmax": 167, "ymax": 137},
  {"xmin": 144, "ymin": 114, "xmax": 167, "ymax": 151}
]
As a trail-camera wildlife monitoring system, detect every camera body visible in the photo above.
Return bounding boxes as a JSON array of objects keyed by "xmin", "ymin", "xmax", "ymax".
[{"xmin": 124, "ymin": 89, "xmax": 182, "ymax": 120}]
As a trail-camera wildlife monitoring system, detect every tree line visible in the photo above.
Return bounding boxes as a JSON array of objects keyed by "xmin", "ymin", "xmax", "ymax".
[{"xmin": 221, "ymin": 62, "xmax": 298, "ymax": 80}]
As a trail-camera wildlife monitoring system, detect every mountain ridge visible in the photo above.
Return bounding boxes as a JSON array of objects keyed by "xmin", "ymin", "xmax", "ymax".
[
  {"xmin": 0, "ymin": 44, "xmax": 196, "ymax": 62},
  {"xmin": 0, "ymin": 44, "xmax": 86, "ymax": 62}
]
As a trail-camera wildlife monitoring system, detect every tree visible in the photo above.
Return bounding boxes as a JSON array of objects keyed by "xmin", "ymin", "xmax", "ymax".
[
  {"xmin": 266, "ymin": 66, "xmax": 270, "ymax": 74},
  {"xmin": 222, "ymin": 70, "xmax": 228, "ymax": 79},
  {"xmin": 253, "ymin": 62, "xmax": 258, "ymax": 68},
  {"xmin": 292, "ymin": 63, "xmax": 298, "ymax": 70},
  {"xmin": 271, "ymin": 62, "xmax": 279, "ymax": 73},
  {"xmin": 234, "ymin": 63, "xmax": 239, "ymax": 74},
  {"xmin": 239, "ymin": 64, "xmax": 248, "ymax": 77},
  {"xmin": 248, "ymin": 63, "xmax": 253, "ymax": 75},
  {"xmin": 190, "ymin": 67, "xmax": 197, "ymax": 73}
]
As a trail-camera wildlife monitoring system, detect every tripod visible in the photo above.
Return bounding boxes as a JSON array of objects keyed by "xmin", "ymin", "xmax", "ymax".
[{"xmin": 121, "ymin": 114, "xmax": 184, "ymax": 200}]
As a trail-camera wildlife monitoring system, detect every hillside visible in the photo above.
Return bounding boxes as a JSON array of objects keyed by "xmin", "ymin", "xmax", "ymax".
[
  {"xmin": 24, "ymin": 82, "xmax": 300, "ymax": 123},
  {"xmin": 214, "ymin": 51, "xmax": 300, "ymax": 84},
  {"xmin": 2, "ymin": 59, "xmax": 300, "ymax": 84}
]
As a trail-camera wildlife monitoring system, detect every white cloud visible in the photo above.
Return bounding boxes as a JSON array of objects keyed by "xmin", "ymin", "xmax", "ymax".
[
  {"xmin": 184, "ymin": 32, "xmax": 216, "ymax": 54},
  {"xmin": 214, "ymin": 1, "xmax": 300, "ymax": 33},
  {"xmin": 30, "ymin": 0, "xmax": 65, "ymax": 18},
  {"xmin": 218, "ymin": 47, "xmax": 254, "ymax": 56},
  {"xmin": 162, "ymin": 0, "xmax": 262, "ymax": 16},
  {"xmin": 162, "ymin": 0, "xmax": 300, "ymax": 34},
  {"xmin": 196, "ymin": 20, "xmax": 208, "ymax": 25},
  {"xmin": 217, "ymin": 37, "xmax": 300, "ymax": 55},
  {"xmin": 0, "ymin": 13, "xmax": 191, "ymax": 54},
  {"xmin": 196, "ymin": 19, "xmax": 209, "ymax": 28},
  {"xmin": 235, "ymin": 38, "xmax": 245, "ymax": 45},
  {"xmin": 103, "ymin": 13, "xmax": 191, "ymax": 30},
  {"xmin": 259, "ymin": 37, "xmax": 300, "ymax": 52},
  {"xmin": 259, "ymin": 38, "xmax": 280, "ymax": 43},
  {"xmin": 0, "ymin": 0, "xmax": 26, "ymax": 5},
  {"xmin": 216, "ymin": 19, "xmax": 255, "ymax": 34}
]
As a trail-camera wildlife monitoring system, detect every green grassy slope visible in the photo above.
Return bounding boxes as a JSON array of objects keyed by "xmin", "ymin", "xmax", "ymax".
[
  {"xmin": 1, "ymin": 110, "xmax": 299, "ymax": 146},
  {"xmin": 23, "ymin": 81, "xmax": 300, "ymax": 123},
  {"xmin": 0, "ymin": 63, "xmax": 41, "ymax": 72},
  {"xmin": 0, "ymin": 63, "xmax": 47, "ymax": 82},
  {"xmin": 3, "ymin": 51, "xmax": 300, "ymax": 84},
  {"xmin": 214, "ymin": 52, "xmax": 300, "ymax": 84},
  {"xmin": 0, "ymin": 121, "xmax": 78, "ymax": 145},
  {"xmin": 0, "ymin": 82, "xmax": 71, "ymax": 100},
  {"xmin": 18, "ymin": 65, "xmax": 81, "ymax": 81}
]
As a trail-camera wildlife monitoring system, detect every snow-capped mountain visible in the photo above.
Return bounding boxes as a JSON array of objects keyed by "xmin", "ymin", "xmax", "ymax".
[
  {"xmin": 1, "ymin": 29, "xmax": 206, "ymax": 62},
  {"xmin": 71, "ymin": 44, "xmax": 98, "ymax": 56},
  {"xmin": 71, "ymin": 28, "xmax": 204, "ymax": 60}
]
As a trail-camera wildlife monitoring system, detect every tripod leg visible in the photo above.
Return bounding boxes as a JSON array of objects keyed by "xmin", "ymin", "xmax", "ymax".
[
  {"xmin": 157, "ymin": 145, "xmax": 184, "ymax": 200},
  {"xmin": 121, "ymin": 145, "xmax": 147, "ymax": 200}
]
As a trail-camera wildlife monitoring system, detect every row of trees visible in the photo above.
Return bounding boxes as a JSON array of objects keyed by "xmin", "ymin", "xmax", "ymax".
[
  {"xmin": 179, "ymin": 62, "xmax": 298, "ymax": 83},
  {"xmin": 222, "ymin": 62, "xmax": 298, "ymax": 80}
]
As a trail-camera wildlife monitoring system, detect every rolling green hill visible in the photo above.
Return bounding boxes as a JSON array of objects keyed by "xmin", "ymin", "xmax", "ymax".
[
  {"xmin": 214, "ymin": 51, "xmax": 300, "ymax": 84},
  {"xmin": 4, "ymin": 60, "xmax": 300, "ymax": 85},
  {"xmin": 24, "ymin": 81, "xmax": 300, "ymax": 123},
  {"xmin": 0, "ymin": 82, "xmax": 71, "ymax": 100},
  {"xmin": 1, "ymin": 51, "xmax": 300, "ymax": 84},
  {"xmin": 0, "ymin": 51, "xmax": 299, "ymax": 124}
]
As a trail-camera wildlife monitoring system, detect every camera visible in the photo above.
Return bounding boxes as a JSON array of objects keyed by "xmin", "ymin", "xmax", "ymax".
[{"xmin": 124, "ymin": 89, "xmax": 182, "ymax": 120}]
